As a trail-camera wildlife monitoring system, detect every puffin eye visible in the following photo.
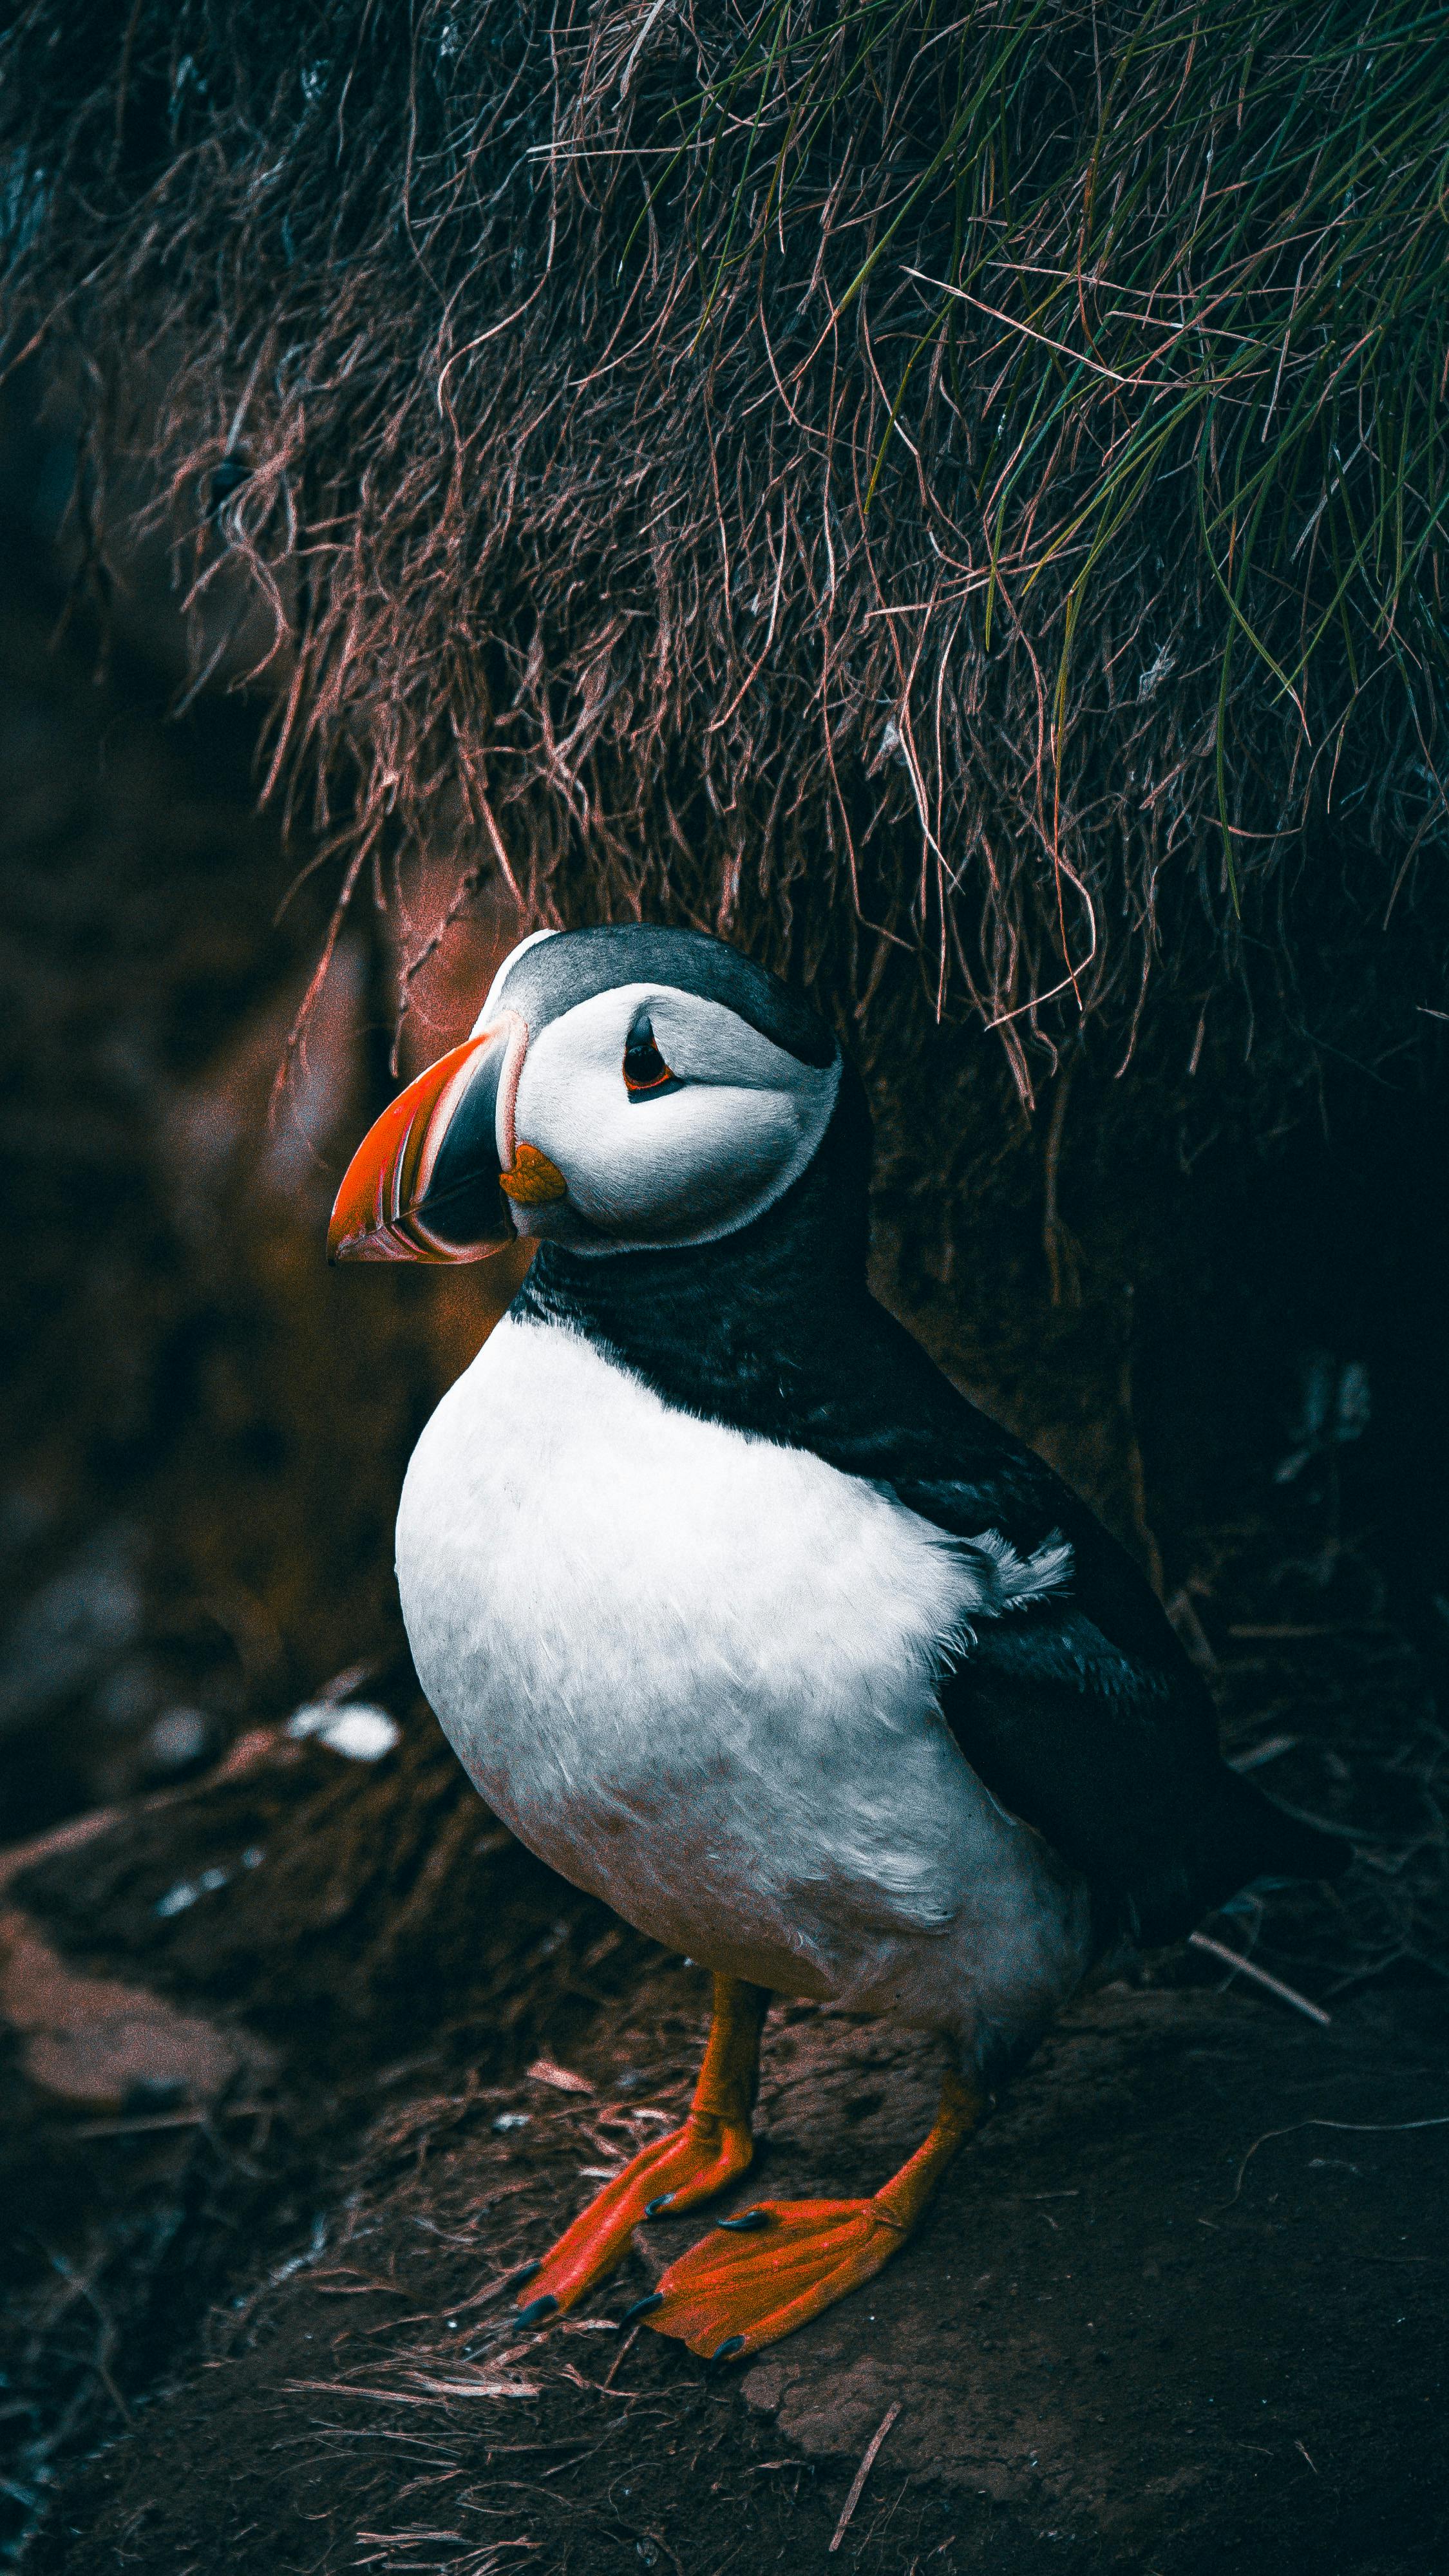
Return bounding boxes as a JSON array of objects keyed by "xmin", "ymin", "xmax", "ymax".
[{"xmin": 623, "ymin": 1018, "xmax": 680, "ymax": 1098}]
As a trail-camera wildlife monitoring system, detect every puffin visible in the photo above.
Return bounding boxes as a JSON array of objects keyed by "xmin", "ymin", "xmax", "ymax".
[{"xmin": 328, "ymin": 923, "xmax": 1340, "ymax": 2363}]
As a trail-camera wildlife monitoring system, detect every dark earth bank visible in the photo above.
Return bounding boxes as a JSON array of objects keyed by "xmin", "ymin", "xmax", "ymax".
[
  {"xmin": 1, "ymin": 1633, "xmax": 1444, "ymax": 2576},
  {"xmin": 18, "ymin": 1933, "xmax": 1449, "ymax": 2576}
]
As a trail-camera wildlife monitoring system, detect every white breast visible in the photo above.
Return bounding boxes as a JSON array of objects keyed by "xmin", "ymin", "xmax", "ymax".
[{"xmin": 396, "ymin": 1313, "xmax": 1086, "ymax": 2041}]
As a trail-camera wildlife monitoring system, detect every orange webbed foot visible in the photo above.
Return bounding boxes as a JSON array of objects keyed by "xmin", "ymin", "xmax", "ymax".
[
  {"xmin": 515, "ymin": 1975, "xmax": 769, "ymax": 2324},
  {"xmin": 515, "ymin": 2112, "xmax": 753, "ymax": 2320},
  {"xmin": 638, "ymin": 2069, "xmax": 985, "ymax": 2359},
  {"xmin": 641, "ymin": 2195, "xmax": 906, "ymax": 2359}
]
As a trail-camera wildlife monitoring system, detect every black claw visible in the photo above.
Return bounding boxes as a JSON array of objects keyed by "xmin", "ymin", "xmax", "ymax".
[
  {"xmin": 506, "ymin": 2259, "xmax": 542, "ymax": 2291},
  {"xmin": 643, "ymin": 2193, "xmax": 674, "ymax": 2216},
  {"xmin": 515, "ymin": 2293, "xmax": 559, "ymax": 2329},
  {"xmin": 712, "ymin": 2335, "xmax": 746, "ymax": 2361},
  {"xmin": 716, "ymin": 2206, "xmax": 771, "ymax": 2231},
  {"xmin": 620, "ymin": 2291, "xmax": 664, "ymax": 2324}
]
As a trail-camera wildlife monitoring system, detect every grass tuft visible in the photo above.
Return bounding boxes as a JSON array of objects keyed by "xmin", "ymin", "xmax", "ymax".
[{"xmin": 3, "ymin": 0, "xmax": 1448, "ymax": 1097}]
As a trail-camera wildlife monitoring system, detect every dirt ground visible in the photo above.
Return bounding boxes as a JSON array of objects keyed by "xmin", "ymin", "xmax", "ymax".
[
  {"xmin": 17, "ymin": 1943, "xmax": 1446, "ymax": 2576},
  {"xmin": 0, "ymin": 1627, "xmax": 1443, "ymax": 2576}
]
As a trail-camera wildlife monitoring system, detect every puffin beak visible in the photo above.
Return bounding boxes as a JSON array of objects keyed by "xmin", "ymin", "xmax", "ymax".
[{"xmin": 328, "ymin": 1015, "xmax": 531, "ymax": 1264}]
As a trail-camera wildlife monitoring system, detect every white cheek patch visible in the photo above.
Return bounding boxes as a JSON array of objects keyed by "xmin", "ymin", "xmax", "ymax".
[
  {"xmin": 511, "ymin": 983, "xmax": 840, "ymax": 1249},
  {"xmin": 576, "ymin": 1085, "xmax": 813, "ymax": 1235}
]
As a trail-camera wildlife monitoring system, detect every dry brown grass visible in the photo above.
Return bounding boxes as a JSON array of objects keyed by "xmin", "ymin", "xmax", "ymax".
[{"xmin": 4, "ymin": 0, "xmax": 1449, "ymax": 1130}]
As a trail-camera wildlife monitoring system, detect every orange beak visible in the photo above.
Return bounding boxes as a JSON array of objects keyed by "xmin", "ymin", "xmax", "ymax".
[{"xmin": 328, "ymin": 1019, "xmax": 524, "ymax": 1264}]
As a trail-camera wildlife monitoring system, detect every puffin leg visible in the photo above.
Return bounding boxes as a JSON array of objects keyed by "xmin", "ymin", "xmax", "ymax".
[
  {"xmin": 514, "ymin": 1974, "xmax": 768, "ymax": 2321},
  {"xmin": 641, "ymin": 2067, "xmax": 984, "ymax": 2361}
]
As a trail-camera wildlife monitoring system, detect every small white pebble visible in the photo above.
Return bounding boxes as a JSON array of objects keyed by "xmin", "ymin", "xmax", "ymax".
[{"xmin": 287, "ymin": 1702, "xmax": 400, "ymax": 1761}]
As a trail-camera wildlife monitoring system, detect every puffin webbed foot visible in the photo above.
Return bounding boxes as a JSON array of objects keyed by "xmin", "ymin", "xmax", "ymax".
[
  {"xmin": 514, "ymin": 1975, "xmax": 768, "ymax": 2318},
  {"xmin": 644, "ymin": 2069, "xmax": 985, "ymax": 2360},
  {"xmin": 519, "ymin": 2107, "xmax": 755, "ymax": 2314},
  {"xmin": 645, "ymin": 2195, "xmax": 906, "ymax": 2358}
]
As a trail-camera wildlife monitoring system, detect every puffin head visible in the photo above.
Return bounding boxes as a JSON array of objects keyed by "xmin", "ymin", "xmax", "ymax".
[{"xmin": 328, "ymin": 925, "xmax": 841, "ymax": 1264}]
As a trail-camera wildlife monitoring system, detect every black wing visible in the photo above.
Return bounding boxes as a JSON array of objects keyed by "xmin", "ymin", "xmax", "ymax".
[{"xmin": 795, "ymin": 1298, "xmax": 1342, "ymax": 1944}]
